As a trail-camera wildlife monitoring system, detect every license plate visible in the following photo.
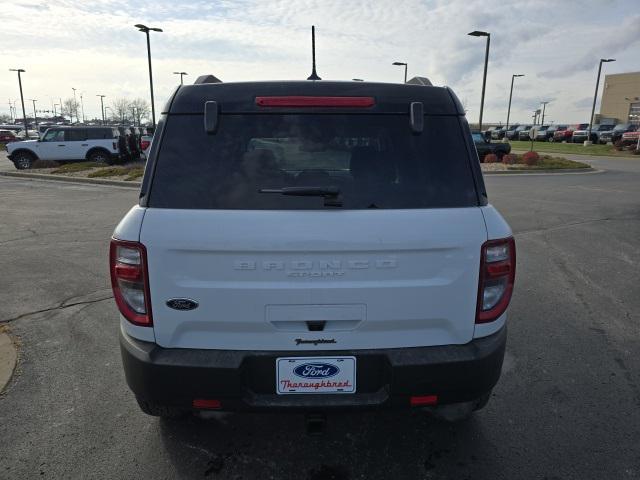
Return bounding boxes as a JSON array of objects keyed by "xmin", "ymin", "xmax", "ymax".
[{"xmin": 276, "ymin": 356, "xmax": 356, "ymax": 394}]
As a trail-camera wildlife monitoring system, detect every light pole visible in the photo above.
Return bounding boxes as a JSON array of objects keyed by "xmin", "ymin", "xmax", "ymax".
[
  {"xmin": 54, "ymin": 104, "xmax": 59, "ymax": 118},
  {"xmin": 468, "ymin": 30, "xmax": 491, "ymax": 132},
  {"xmin": 71, "ymin": 87, "xmax": 77, "ymax": 123},
  {"xmin": 97, "ymin": 94, "xmax": 106, "ymax": 125},
  {"xmin": 587, "ymin": 58, "xmax": 615, "ymax": 145},
  {"xmin": 540, "ymin": 101, "xmax": 549, "ymax": 125},
  {"xmin": 29, "ymin": 99, "xmax": 38, "ymax": 130},
  {"xmin": 9, "ymin": 69, "xmax": 29, "ymax": 136},
  {"xmin": 392, "ymin": 62, "xmax": 407, "ymax": 84},
  {"xmin": 173, "ymin": 71, "xmax": 188, "ymax": 85},
  {"xmin": 135, "ymin": 24, "xmax": 163, "ymax": 129},
  {"xmin": 505, "ymin": 74, "xmax": 524, "ymax": 135},
  {"xmin": 80, "ymin": 93, "xmax": 85, "ymax": 123}
]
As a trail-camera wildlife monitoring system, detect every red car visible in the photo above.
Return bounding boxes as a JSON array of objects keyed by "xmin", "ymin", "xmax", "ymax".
[
  {"xmin": 621, "ymin": 130, "xmax": 640, "ymax": 147},
  {"xmin": 553, "ymin": 123, "xmax": 588, "ymax": 143},
  {"xmin": 0, "ymin": 130, "xmax": 17, "ymax": 143}
]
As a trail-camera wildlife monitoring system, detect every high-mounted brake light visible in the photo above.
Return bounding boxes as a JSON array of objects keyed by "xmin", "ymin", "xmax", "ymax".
[
  {"xmin": 476, "ymin": 237, "xmax": 516, "ymax": 324},
  {"xmin": 255, "ymin": 96, "xmax": 375, "ymax": 108},
  {"xmin": 109, "ymin": 239, "xmax": 152, "ymax": 326}
]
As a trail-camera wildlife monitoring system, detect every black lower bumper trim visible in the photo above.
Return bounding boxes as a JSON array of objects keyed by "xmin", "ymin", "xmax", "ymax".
[{"xmin": 120, "ymin": 326, "xmax": 507, "ymax": 411}]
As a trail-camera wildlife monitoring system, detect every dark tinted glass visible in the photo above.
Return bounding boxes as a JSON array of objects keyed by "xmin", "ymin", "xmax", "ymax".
[
  {"xmin": 65, "ymin": 129, "xmax": 86, "ymax": 141},
  {"xmin": 86, "ymin": 128, "xmax": 113, "ymax": 139},
  {"xmin": 149, "ymin": 114, "xmax": 477, "ymax": 210}
]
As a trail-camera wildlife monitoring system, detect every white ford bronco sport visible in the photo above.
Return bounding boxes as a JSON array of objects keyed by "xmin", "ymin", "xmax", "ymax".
[
  {"xmin": 111, "ymin": 77, "xmax": 515, "ymax": 421},
  {"xmin": 7, "ymin": 126, "xmax": 123, "ymax": 169}
]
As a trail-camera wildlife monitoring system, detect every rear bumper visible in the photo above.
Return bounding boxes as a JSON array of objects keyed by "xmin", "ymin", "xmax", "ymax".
[{"xmin": 120, "ymin": 326, "xmax": 507, "ymax": 411}]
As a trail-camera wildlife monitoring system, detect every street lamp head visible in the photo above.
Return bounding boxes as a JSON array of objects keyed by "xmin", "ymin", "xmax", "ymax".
[
  {"xmin": 392, "ymin": 62, "xmax": 407, "ymax": 66},
  {"xmin": 514, "ymin": 74, "xmax": 524, "ymax": 77},
  {"xmin": 468, "ymin": 30, "xmax": 489, "ymax": 37},
  {"xmin": 134, "ymin": 23, "xmax": 148, "ymax": 30},
  {"xmin": 9, "ymin": 68, "xmax": 25, "ymax": 73},
  {"xmin": 602, "ymin": 58, "xmax": 616, "ymax": 63},
  {"xmin": 149, "ymin": 27, "xmax": 163, "ymax": 32},
  {"xmin": 352, "ymin": 78, "xmax": 364, "ymax": 81}
]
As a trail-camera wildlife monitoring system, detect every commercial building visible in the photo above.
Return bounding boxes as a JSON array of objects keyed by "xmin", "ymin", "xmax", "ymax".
[{"xmin": 598, "ymin": 71, "xmax": 640, "ymax": 125}]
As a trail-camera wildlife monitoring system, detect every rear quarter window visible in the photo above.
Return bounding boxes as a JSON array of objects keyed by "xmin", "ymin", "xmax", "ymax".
[{"xmin": 148, "ymin": 113, "xmax": 479, "ymax": 210}]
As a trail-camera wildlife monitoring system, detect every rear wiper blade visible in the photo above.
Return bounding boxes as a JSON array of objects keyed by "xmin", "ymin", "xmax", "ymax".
[
  {"xmin": 259, "ymin": 186, "xmax": 340, "ymax": 197},
  {"xmin": 259, "ymin": 186, "xmax": 342, "ymax": 207}
]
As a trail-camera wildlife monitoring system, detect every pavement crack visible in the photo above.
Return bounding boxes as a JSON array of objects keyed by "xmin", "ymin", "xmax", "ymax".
[
  {"xmin": 0, "ymin": 295, "xmax": 113, "ymax": 324},
  {"xmin": 515, "ymin": 215, "xmax": 639, "ymax": 237}
]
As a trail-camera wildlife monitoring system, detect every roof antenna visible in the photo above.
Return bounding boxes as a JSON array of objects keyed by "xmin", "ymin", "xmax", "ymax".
[{"xmin": 307, "ymin": 25, "xmax": 321, "ymax": 80}]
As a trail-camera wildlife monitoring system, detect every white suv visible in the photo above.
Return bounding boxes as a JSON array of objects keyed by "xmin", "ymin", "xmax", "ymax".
[
  {"xmin": 111, "ymin": 78, "xmax": 516, "ymax": 421},
  {"xmin": 7, "ymin": 126, "xmax": 122, "ymax": 169}
]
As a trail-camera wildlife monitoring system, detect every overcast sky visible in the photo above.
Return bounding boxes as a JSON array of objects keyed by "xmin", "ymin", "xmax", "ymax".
[{"xmin": 1, "ymin": 0, "xmax": 639, "ymax": 124}]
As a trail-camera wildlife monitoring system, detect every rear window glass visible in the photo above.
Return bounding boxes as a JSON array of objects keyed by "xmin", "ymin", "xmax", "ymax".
[{"xmin": 148, "ymin": 114, "xmax": 478, "ymax": 210}]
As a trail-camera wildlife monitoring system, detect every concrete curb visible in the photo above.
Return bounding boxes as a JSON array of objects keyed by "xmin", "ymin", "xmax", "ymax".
[
  {"xmin": 484, "ymin": 168, "xmax": 600, "ymax": 175},
  {"xmin": 0, "ymin": 332, "xmax": 17, "ymax": 394},
  {"xmin": 0, "ymin": 171, "xmax": 141, "ymax": 188}
]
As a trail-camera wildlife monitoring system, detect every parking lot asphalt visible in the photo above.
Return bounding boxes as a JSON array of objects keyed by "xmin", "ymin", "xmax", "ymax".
[{"xmin": 1, "ymin": 156, "xmax": 639, "ymax": 479}]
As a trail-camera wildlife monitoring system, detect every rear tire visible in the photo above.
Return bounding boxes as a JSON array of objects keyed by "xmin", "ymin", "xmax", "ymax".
[
  {"xmin": 13, "ymin": 151, "xmax": 35, "ymax": 169},
  {"xmin": 88, "ymin": 149, "xmax": 113, "ymax": 165},
  {"xmin": 136, "ymin": 398, "xmax": 191, "ymax": 419}
]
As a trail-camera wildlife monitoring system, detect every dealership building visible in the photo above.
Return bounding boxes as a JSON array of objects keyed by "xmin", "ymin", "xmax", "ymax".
[{"xmin": 598, "ymin": 71, "xmax": 640, "ymax": 125}]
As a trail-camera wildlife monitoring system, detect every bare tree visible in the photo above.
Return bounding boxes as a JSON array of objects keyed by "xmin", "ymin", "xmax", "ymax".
[
  {"xmin": 0, "ymin": 113, "xmax": 11, "ymax": 123},
  {"xmin": 130, "ymin": 98, "xmax": 150, "ymax": 126},
  {"xmin": 111, "ymin": 98, "xmax": 132, "ymax": 125},
  {"xmin": 62, "ymin": 98, "xmax": 80, "ymax": 123}
]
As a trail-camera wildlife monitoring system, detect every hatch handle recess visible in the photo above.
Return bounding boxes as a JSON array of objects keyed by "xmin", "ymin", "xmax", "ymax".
[
  {"xmin": 410, "ymin": 102, "xmax": 424, "ymax": 134},
  {"xmin": 204, "ymin": 101, "xmax": 219, "ymax": 134}
]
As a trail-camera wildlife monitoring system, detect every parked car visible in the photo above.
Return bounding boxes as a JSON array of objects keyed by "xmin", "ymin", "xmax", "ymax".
[
  {"xmin": 14, "ymin": 129, "xmax": 40, "ymax": 140},
  {"xmin": 127, "ymin": 127, "xmax": 142, "ymax": 159},
  {"xmin": 6, "ymin": 126, "xmax": 122, "ymax": 169},
  {"xmin": 116, "ymin": 126, "xmax": 133, "ymax": 161},
  {"xmin": 534, "ymin": 125, "xmax": 551, "ymax": 141},
  {"xmin": 112, "ymin": 78, "xmax": 515, "ymax": 421},
  {"xmin": 621, "ymin": 130, "xmax": 640, "ymax": 148},
  {"xmin": 517, "ymin": 125, "xmax": 534, "ymax": 140},
  {"xmin": 503, "ymin": 124, "xmax": 520, "ymax": 141},
  {"xmin": 572, "ymin": 124, "xmax": 612, "ymax": 143},
  {"xmin": 546, "ymin": 125, "xmax": 568, "ymax": 142},
  {"xmin": 491, "ymin": 126, "xmax": 506, "ymax": 140},
  {"xmin": 483, "ymin": 126, "xmax": 499, "ymax": 140},
  {"xmin": 555, "ymin": 123, "xmax": 588, "ymax": 143},
  {"xmin": 0, "ymin": 129, "xmax": 17, "ymax": 143},
  {"xmin": 600, "ymin": 123, "xmax": 637, "ymax": 144},
  {"xmin": 472, "ymin": 132, "xmax": 512, "ymax": 161}
]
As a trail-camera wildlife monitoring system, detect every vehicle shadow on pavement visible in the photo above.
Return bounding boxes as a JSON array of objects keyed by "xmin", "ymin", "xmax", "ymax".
[{"xmin": 158, "ymin": 409, "xmax": 502, "ymax": 479}]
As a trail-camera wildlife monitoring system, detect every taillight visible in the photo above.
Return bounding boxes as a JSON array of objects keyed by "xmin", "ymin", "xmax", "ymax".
[
  {"xmin": 113, "ymin": 142, "xmax": 118, "ymax": 150},
  {"xmin": 109, "ymin": 239, "xmax": 152, "ymax": 326},
  {"xmin": 476, "ymin": 237, "xmax": 516, "ymax": 324},
  {"xmin": 140, "ymin": 140, "xmax": 150, "ymax": 151}
]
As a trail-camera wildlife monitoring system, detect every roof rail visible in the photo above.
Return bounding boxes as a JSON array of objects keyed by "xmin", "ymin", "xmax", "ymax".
[
  {"xmin": 406, "ymin": 76, "xmax": 433, "ymax": 86},
  {"xmin": 194, "ymin": 74, "xmax": 223, "ymax": 85}
]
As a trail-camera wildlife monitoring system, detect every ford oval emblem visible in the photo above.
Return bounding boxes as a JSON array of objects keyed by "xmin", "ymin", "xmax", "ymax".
[
  {"xmin": 293, "ymin": 363, "xmax": 340, "ymax": 379},
  {"xmin": 166, "ymin": 298, "xmax": 199, "ymax": 311}
]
